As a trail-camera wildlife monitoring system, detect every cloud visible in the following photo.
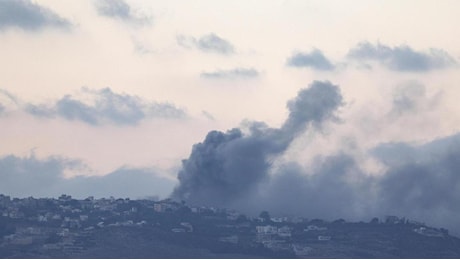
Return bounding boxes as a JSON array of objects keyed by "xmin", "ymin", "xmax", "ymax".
[
  {"xmin": 62, "ymin": 167, "xmax": 175, "ymax": 199},
  {"xmin": 0, "ymin": 154, "xmax": 83, "ymax": 197},
  {"xmin": 94, "ymin": 0, "xmax": 151, "ymax": 26},
  {"xmin": 0, "ymin": 0, "xmax": 71, "ymax": 31},
  {"xmin": 200, "ymin": 68, "xmax": 259, "ymax": 79},
  {"xmin": 201, "ymin": 111, "xmax": 215, "ymax": 121},
  {"xmin": 0, "ymin": 89, "xmax": 19, "ymax": 105},
  {"xmin": 0, "ymin": 89, "xmax": 20, "ymax": 115},
  {"xmin": 24, "ymin": 87, "xmax": 187, "ymax": 126},
  {"xmin": 0, "ymin": 154, "xmax": 175, "ymax": 199},
  {"xmin": 177, "ymin": 33, "xmax": 235, "ymax": 54},
  {"xmin": 286, "ymin": 49, "xmax": 335, "ymax": 71},
  {"xmin": 347, "ymin": 42, "xmax": 457, "ymax": 72},
  {"xmin": 171, "ymin": 81, "xmax": 343, "ymax": 206}
]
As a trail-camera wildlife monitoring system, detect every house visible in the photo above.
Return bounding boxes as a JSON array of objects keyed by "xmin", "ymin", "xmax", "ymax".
[
  {"xmin": 58, "ymin": 194, "xmax": 72, "ymax": 201},
  {"xmin": 289, "ymin": 217, "xmax": 305, "ymax": 224},
  {"xmin": 219, "ymin": 235, "xmax": 239, "ymax": 244},
  {"xmin": 9, "ymin": 236, "xmax": 34, "ymax": 245},
  {"xmin": 256, "ymin": 225, "xmax": 278, "ymax": 234},
  {"xmin": 256, "ymin": 233, "xmax": 272, "ymax": 243},
  {"xmin": 180, "ymin": 222, "xmax": 193, "ymax": 232},
  {"xmin": 226, "ymin": 211, "xmax": 240, "ymax": 220},
  {"xmin": 408, "ymin": 219, "xmax": 425, "ymax": 226},
  {"xmin": 304, "ymin": 225, "xmax": 327, "ymax": 232},
  {"xmin": 414, "ymin": 227, "xmax": 443, "ymax": 237},
  {"xmin": 22, "ymin": 227, "xmax": 41, "ymax": 235},
  {"xmin": 57, "ymin": 228, "xmax": 70, "ymax": 237},
  {"xmin": 7, "ymin": 208, "xmax": 25, "ymax": 219},
  {"xmin": 43, "ymin": 243, "xmax": 62, "ymax": 250},
  {"xmin": 0, "ymin": 195, "xmax": 11, "ymax": 208},
  {"xmin": 263, "ymin": 240, "xmax": 291, "ymax": 252},
  {"xmin": 385, "ymin": 216, "xmax": 401, "ymax": 224},
  {"xmin": 318, "ymin": 235, "xmax": 331, "ymax": 241},
  {"xmin": 38, "ymin": 215, "xmax": 48, "ymax": 222},
  {"xmin": 153, "ymin": 203, "xmax": 167, "ymax": 212},
  {"xmin": 277, "ymin": 226, "xmax": 292, "ymax": 238},
  {"xmin": 293, "ymin": 244, "xmax": 313, "ymax": 256},
  {"xmin": 256, "ymin": 225, "xmax": 279, "ymax": 243},
  {"xmin": 52, "ymin": 214, "xmax": 62, "ymax": 220},
  {"xmin": 271, "ymin": 217, "xmax": 288, "ymax": 223}
]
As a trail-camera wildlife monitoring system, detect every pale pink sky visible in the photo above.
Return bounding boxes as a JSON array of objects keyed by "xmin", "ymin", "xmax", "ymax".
[{"xmin": 1, "ymin": 0, "xmax": 460, "ymax": 198}]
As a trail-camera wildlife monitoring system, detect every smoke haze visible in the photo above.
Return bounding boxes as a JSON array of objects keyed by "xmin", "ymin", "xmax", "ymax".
[{"xmin": 172, "ymin": 80, "xmax": 460, "ymax": 235}]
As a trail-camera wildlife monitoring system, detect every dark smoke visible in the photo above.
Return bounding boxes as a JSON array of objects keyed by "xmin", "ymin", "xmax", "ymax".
[
  {"xmin": 371, "ymin": 134, "xmax": 460, "ymax": 234},
  {"xmin": 172, "ymin": 79, "xmax": 460, "ymax": 235},
  {"xmin": 172, "ymin": 81, "xmax": 343, "ymax": 206},
  {"xmin": 241, "ymin": 154, "xmax": 373, "ymax": 221}
]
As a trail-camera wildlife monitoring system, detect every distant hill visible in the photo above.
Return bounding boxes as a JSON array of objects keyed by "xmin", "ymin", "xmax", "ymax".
[{"xmin": 1, "ymin": 194, "xmax": 459, "ymax": 258}]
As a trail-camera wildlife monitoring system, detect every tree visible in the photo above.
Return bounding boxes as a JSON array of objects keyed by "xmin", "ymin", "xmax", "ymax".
[
  {"xmin": 370, "ymin": 217, "xmax": 379, "ymax": 224},
  {"xmin": 259, "ymin": 211, "xmax": 270, "ymax": 222},
  {"xmin": 333, "ymin": 218, "xmax": 346, "ymax": 224},
  {"xmin": 236, "ymin": 214, "xmax": 248, "ymax": 223}
]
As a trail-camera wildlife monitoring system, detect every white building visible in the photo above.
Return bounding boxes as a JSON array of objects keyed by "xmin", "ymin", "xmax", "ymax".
[{"xmin": 256, "ymin": 225, "xmax": 278, "ymax": 234}]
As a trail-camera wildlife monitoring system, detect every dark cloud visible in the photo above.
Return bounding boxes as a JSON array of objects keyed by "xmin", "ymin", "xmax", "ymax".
[
  {"xmin": 95, "ymin": 0, "xmax": 151, "ymax": 26},
  {"xmin": 286, "ymin": 49, "xmax": 335, "ymax": 71},
  {"xmin": 0, "ymin": 154, "xmax": 175, "ymax": 199},
  {"xmin": 177, "ymin": 33, "xmax": 235, "ymax": 54},
  {"xmin": 0, "ymin": 0, "xmax": 71, "ymax": 31},
  {"xmin": 200, "ymin": 68, "xmax": 259, "ymax": 79},
  {"xmin": 172, "ymin": 81, "xmax": 343, "ymax": 206},
  {"xmin": 24, "ymin": 87, "xmax": 187, "ymax": 125},
  {"xmin": 347, "ymin": 42, "xmax": 457, "ymax": 72}
]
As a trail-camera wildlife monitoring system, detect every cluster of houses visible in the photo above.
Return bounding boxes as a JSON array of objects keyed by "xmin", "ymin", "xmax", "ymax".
[
  {"xmin": 0, "ymin": 194, "xmax": 450, "ymax": 258},
  {"xmin": 0, "ymin": 194, "xmax": 178, "ymax": 253},
  {"xmin": 253, "ymin": 223, "xmax": 331, "ymax": 254},
  {"xmin": 0, "ymin": 193, "xmax": 327, "ymax": 257}
]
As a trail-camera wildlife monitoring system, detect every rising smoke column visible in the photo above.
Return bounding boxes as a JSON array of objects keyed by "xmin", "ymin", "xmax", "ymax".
[{"xmin": 172, "ymin": 81, "xmax": 343, "ymax": 206}]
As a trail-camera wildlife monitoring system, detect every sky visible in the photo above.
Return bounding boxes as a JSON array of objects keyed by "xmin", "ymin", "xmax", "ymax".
[{"xmin": 1, "ymin": 0, "xmax": 460, "ymax": 233}]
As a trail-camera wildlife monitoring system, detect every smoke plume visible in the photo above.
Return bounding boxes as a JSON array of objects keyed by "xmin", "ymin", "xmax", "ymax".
[
  {"xmin": 172, "ymin": 80, "xmax": 343, "ymax": 206},
  {"xmin": 172, "ymin": 80, "xmax": 460, "ymax": 235}
]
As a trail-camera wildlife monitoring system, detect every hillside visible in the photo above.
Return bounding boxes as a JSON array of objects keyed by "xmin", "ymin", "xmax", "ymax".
[{"xmin": 1, "ymin": 194, "xmax": 459, "ymax": 258}]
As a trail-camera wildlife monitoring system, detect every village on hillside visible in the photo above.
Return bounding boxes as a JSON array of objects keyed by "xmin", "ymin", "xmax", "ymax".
[{"xmin": 0, "ymin": 194, "xmax": 458, "ymax": 258}]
